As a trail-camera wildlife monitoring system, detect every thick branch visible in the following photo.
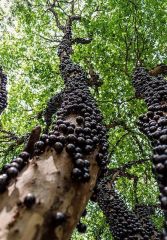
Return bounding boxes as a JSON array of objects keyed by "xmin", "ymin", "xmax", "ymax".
[
  {"xmin": 72, "ymin": 38, "xmax": 92, "ymax": 45},
  {"xmin": 149, "ymin": 64, "xmax": 167, "ymax": 76},
  {"xmin": 69, "ymin": 15, "xmax": 81, "ymax": 22},
  {"xmin": 24, "ymin": 126, "xmax": 41, "ymax": 157}
]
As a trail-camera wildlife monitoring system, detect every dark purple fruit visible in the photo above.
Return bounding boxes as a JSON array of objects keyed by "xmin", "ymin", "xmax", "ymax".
[
  {"xmin": 10, "ymin": 162, "xmax": 20, "ymax": 170},
  {"xmin": 161, "ymin": 196, "xmax": 167, "ymax": 209},
  {"xmin": 75, "ymin": 147, "xmax": 82, "ymax": 153},
  {"xmin": 19, "ymin": 151, "xmax": 30, "ymax": 161},
  {"xmin": 85, "ymin": 139, "xmax": 93, "ymax": 145},
  {"xmin": 34, "ymin": 141, "xmax": 45, "ymax": 150},
  {"xmin": 48, "ymin": 135, "xmax": 57, "ymax": 145},
  {"xmin": 82, "ymin": 173, "xmax": 90, "ymax": 182},
  {"xmin": 66, "ymin": 143, "xmax": 75, "ymax": 154},
  {"xmin": 51, "ymin": 212, "xmax": 66, "ymax": 227},
  {"xmin": 72, "ymin": 168, "xmax": 82, "ymax": 178},
  {"xmin": 7, "ymin": 167, "xmax": 18, "ymax": 178},
  {"xmin": 84, "ymin": 127, "xmax": 91, "ymax": 134},
  {"xmin": 40, "ymin": 134, "xmax": 48, "ymax": 143},
  {"xmin": 59, "ymin": 124, "xmax": 67, "ymax": 133},
  {"xmin": 0, "ymin": 174, "xmax": 8, "ymax": 192},
  {"xmin": 84, "ymin": 145, "xmax": 92, "ymax": 153},
  {"xmin": 67, "ymin": 126, "xmax": 74, "ymax": 134},
  {"xmin": 23, "ymin": 193, "xmax": 36, "ymax": 208},
  {"xmin": 54, "ymin": 142, "xmax": 64, "ymax": 153},
  {"xmin": 67, "ymin": 134, "xmax": 76, "ymax": 143},
  {"xmin": 81, "ymin": 209, "xmax": 87, "ymax": 217},
  {"xmin": 75, "ymin": 159, "xmax": 85, "ymax": 168},
  {"xmin": 2, "ymin": 163, "xmax": 12, "ymax": 172},
  {"xmin": 159, "ymin": 135, "xmax": 167, "ymax": 144},
  {"xmin": 77, "ymin": 222, "xmax": 87, "ymax": 233},
  {"xmin": 84, "ymin": 160, "xmax": 90, "ymax": 167},
  {"xmin": 77, "ymin": 137, "xmax": 85, "ymax": 146},
  {"xmin": 75, "ymin": 127, "xmax": 83, "ymax": 134},
  {"xmin": 74, "ymin": 153, "xmax": 83, "ymax": 159},
  {"xmin": 57, "ymin": 135, "xmax": 66, "ymax": 143},
  {"xmin": 12, "ymin": 157, "xmax": 24, "ymax": 168},
  {"xmin": 76, "ymin": 116, "xmax": 84, "ymax": 125}
]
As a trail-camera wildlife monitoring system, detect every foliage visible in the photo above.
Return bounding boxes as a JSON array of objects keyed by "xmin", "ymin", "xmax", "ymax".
[{"xmin": 0, "ymin": 0, "xmax": 166, "ymax": 238}]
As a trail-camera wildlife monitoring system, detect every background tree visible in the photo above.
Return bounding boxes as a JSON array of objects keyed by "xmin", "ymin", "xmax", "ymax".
[{"xmin": 0, "ymin": 0, "xmax": 166, "ymax": 239}]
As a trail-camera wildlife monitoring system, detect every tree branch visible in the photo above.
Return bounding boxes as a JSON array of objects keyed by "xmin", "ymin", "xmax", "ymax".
[
  {"xmin": 71, "ymin": 0, "xmax": 75, "ymax": 15},
  {"xmin": 149, "ymin": 64, "xmax": 167, "ymax": 76},
  {"xmin": 109, "ymin": 132, "xmax": 129, "ymax": 158},
  {"xmin": 24, "ymin": 126, "xmax": 41, "ymax": 157},
  {"xmin": 47, "ymin": 6, "xmax": 65, "ymax": 31},
  {"xmin": 109, "ymin": 158, "xmax": 151, "ymax": 175},
  {"xmin": 72, "ymin": 37, "xmax": 92, "ymax": 44},
  {"xmin": 39, "ymin": 34, "xmax": 61, "ymax": 43}
]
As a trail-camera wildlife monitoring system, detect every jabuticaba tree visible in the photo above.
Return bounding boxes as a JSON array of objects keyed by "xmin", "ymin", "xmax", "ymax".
[
  {"xmin": 0, "ymin": 67, "xmax": 7, "ymax": 115},
  {"xmin": 133, "ymin": 66, "xmax": 167, "ymax": 239},
  {"xmin": 0, "ymin": 13, "xmax": 108, "ymax": 240},
  {"xmin": 134, "ymin": 204, "xmax": 160, "ymax": 239},
  {"xmin": 94, "ymin": 178, "xmax": 150, "ymax": 240}
]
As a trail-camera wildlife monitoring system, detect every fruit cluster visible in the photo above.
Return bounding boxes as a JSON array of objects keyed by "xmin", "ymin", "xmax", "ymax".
[{"xmin": 0, "ymin": 151, "xmax": 30, "ymax": 193}]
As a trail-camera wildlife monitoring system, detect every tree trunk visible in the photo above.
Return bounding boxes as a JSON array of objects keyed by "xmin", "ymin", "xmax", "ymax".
[
  {"xmin": 95, "ymin": 179, "xmax": 148, "ymax": 240},
  {"xmin": 133, "ymin": 67, "xmax": 167, "ymax": 239},
  {"xmin": 0, "ymin": 16, "xmax": 108, "ymax": 240}
]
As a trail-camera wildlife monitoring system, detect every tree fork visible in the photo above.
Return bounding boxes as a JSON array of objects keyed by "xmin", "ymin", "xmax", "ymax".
[{"xmin": 0, "ymin": 11, "xmax": 108, "ymax": 240}]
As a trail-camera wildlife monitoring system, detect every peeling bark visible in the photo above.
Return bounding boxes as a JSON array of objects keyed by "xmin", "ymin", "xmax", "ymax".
[{"xmin": 0, "ymin": 145, "xmax": 98, "ymax": 240}]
